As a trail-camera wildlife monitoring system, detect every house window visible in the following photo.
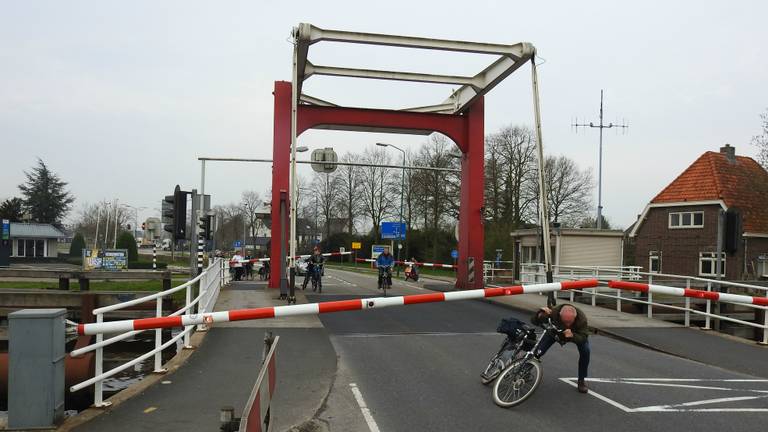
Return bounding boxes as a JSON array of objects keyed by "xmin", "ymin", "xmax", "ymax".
[
  {"xmin": 521, "ymin": 246, "xmax": 537, "ymax": 263},
  {"xmin": 16, "ymin": 240, "xmax": 24, "ymax": 257},
  {"xmin": 649, "ymin": 251, "xmax": 661, "ymax": 273},
  {"xmin": 699, "ymin": 252, "xmax": 726, "ymax": 277},
  {"xmin": 669, "ymin": 211, "xmax": 704, "ymax": 229}
]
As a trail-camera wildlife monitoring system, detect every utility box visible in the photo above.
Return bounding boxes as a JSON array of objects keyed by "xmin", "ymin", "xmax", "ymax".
[
  {"xmin": 0, "ymin": 219, "xmax": 10, "ymax": 267},
  {"xmin": 8, "ymin": 309, "xmax": 66, "ymax": 429}
]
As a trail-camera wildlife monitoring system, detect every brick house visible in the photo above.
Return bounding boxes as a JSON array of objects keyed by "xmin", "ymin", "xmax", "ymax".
[{"xmin": 629, "ymin": 145, "xmax": 768, "ymax": 280}]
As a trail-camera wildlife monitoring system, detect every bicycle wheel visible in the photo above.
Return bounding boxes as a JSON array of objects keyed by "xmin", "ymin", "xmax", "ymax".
[{"xmin": 492, "ymin": 358, "xmax": 543, "ymax": 408}]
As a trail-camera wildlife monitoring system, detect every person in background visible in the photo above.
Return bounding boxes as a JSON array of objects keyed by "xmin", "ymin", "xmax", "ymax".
[{"xmin": 231, "ymin": 251, "xmax": 244, "ymax": 281}]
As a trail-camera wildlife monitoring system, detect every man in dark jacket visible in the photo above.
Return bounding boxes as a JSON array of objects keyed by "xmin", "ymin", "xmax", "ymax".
[{"xmin": 532, "ymin": 304, "xmax": 591, "ymax": 393}]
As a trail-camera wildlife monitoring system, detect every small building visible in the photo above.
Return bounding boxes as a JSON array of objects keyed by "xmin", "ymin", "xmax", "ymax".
[
  {"xmin": 629, "ymin": 145, "xmax": 768, "ymax": 279},
  {"xmin": 9, "ymin": 222, "xmax": 68, "ymax": 258},
  {"xmin": 511, "ymin": 227, "xmax": 625, "ymax": 269}
]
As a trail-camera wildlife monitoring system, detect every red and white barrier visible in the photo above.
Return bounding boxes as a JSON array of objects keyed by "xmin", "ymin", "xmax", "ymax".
[
  {"xmin": 230, "ymin": 251, "xmax": 352, "ymax": 267},
  {"xmin": 608, "ymin": 280, "xmax": 768, "ymax": 306},
  {"xmin": 75, "ymin": 279, "xmax": 598, "ymax": 335},
  {"xmin": 240, "ymin": 336, "xmax": 278, "ymax": 432},
  {"xmin": 355, "ymin": 258, "xmax": 457, "ymax": 269}
]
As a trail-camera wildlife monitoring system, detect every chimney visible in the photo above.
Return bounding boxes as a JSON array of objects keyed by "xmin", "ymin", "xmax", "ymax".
[{"xmin": 720, "ymin": 144, "xmax": 736, "ymax": 163}]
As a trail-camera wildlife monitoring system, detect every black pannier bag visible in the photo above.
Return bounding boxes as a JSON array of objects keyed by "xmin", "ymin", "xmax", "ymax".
[{"xmin": 497, "ymin": 317, "xmax": 537, "ymax": 351}]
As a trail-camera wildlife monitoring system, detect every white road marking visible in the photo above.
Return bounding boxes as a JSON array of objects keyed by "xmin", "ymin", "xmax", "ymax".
[
  {"xmin": 560, "ymin": 377, "xmax": 768, "ymax": 412},
  {"xmin": 559, "ymin": 378, "xmax": 634, "ymax": 413},
  {"xmin": 349, "ymin": 383, "xmax": 381, "ymax": 432}
]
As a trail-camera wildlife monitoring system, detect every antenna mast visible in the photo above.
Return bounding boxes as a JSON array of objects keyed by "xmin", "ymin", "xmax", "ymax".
[{"xmin": 572, "ymin": 90, "xmax": 628, "ymax": 229}]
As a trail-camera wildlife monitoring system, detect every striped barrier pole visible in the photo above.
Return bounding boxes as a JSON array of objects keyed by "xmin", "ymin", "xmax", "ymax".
[
  {"xmin": 608, "ymin": 280, "xmax": 768, "ymax": 307},
  {"xmin": 355, "ymin": 258, "xmax": 458, "ymax": 269},
  {"xmin": 74, "ymin": 279, "xmax": 599, "ymax": 335}
]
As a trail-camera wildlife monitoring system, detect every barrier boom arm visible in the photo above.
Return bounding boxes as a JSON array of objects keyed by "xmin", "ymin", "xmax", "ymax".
[
  {"xmin": 608, "ymin": 280, "xmax": 768, "ymax": 306},
  {"xmin": 75, "ymin": 280, "xmax": 598, "ymax": 336}
]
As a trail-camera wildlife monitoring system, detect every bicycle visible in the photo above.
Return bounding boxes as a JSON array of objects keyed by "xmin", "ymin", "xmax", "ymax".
[
  {"xmin": 378, "ymin": 265, "xmax": 392, "ymax": 296},
  {"xmin": 483, "ymin": 317, "xmax": 563, "ymax": 408},
  {"xmin": 311, "ymin": 263, "xmax": 323, "ymax": 293}
]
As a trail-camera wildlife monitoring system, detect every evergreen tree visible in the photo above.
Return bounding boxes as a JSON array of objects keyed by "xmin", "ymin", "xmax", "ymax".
[
  {"xmin": 116, "ymin": 231, "xmax": 139, "ymax": 263},
  {"xmin": 18, "ymin": 159, "xmax": 74, "ymax": 228},
  {"xmin": 69, "ymin": 232, "xmax": 86, "ymax": 258},
  {"xmin": 0, "ymin": 197, "xmax": 25, "ymax": 221}
]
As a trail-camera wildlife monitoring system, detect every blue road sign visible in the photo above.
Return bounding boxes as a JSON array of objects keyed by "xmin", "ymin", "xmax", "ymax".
[
  {"xmin": 381, "ymin": 222, "xmax": 406, "ymax": 240},
  {"xmin": 1, "ymin": 219, "xmax": 9, "ymax": 240},
  {"xmin": 233, "ymin": 240, "xmax": 242, "ymax": 248},
  {"xmin": 451, "ymin": 249, "xmax": 458, "ymax": 259}
]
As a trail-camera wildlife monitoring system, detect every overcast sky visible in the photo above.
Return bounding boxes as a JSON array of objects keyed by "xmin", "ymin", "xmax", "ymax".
[{"xmin": 1, "ymin": 1, "xmax": 767, "ymax": 229}]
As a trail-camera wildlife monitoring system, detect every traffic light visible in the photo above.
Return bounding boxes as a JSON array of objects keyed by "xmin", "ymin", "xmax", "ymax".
[
  {"xmin": 163, "ymin": 185, "xmax": 187, "ymax": 240},
  {"xmin": 199, "ymin": 214, "xmax": 213, "ymax": 240}
]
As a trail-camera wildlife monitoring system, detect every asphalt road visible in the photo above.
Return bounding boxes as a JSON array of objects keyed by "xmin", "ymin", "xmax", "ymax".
[{"xmin": 307, "ymin": 268, "xmax": 768, "ymax": 432}]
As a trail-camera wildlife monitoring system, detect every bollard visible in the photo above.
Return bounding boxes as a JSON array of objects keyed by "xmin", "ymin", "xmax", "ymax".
[{"xmin": 9, "ymin": 309, "xmax": 66, "ymax": 429}]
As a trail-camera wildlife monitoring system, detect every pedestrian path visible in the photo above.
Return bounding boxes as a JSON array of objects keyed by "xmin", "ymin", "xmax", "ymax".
[{"xmin": 71, "ymin": 280, "xmax": 337, "ymax": 432}]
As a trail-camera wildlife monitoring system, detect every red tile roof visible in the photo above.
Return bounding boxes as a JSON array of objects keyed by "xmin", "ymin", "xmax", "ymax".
[{"xmin": 652, "ymin": 150, "xmax": 768, "ymax": 234}]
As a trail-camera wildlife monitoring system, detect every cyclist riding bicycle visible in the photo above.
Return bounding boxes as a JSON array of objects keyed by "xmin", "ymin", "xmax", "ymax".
[
  {"xmin": 302, "ymin": 246, "xmax": 325, "ymax": 290},
  {"xmin": 532, "ymin": 304, "xmax": 591, "ymax": 394},
  {"xmin": 376, "ymin": 246, "xmax": 395, "ymax": 289}
]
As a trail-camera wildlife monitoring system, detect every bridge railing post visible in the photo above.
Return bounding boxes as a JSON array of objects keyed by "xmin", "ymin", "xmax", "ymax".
[
  {"xmin": 184, "ymin": 280, "xmax": 192, "ymax": 349},
  {"xmin": 762, "ymin": 290, "xmax": 768, "ymax": 345},
  {"xmin": 704, "ymin": 281, "xmax": 712, "ymax": 329},
  {"xmin": 647, "ymin": 274, "xmax": 653, "ymax": 318},
  {"xmin": 94, "ymin": 312, "xmax": 109, "ymax": 407},
  {"xmin": 153, "ymin": 297, "xmax": 166, "ymax": 373},
  {"xmin": 684, "ymin": 278, "xmax": 691, "ymax": 327},
  {"xmin": 569, "ymin": 270, "xmax": 575, "ymax": 302}
]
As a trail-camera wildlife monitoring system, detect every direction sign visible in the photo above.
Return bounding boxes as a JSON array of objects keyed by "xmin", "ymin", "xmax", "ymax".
[
  {"xmin": 451, "ymin": 249, "xmax": 458, "ymax": 259},
  {"xmin": 351, "ymin": 242, "xmax": 362, "ymax": 250},
  {"xmin": 381, "ymin": 222, "xmax": 406, "ymax": 240},
  {"xmin": 372, "ymin": 244, "xmax": 387, "ymax": 259},
  {"xmin": 233, "ymin": 240, "xmax": 242, "ymax": 248}
]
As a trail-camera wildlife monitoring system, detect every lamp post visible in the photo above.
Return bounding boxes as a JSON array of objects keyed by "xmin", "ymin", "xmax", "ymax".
[{"xmin": 376, "ymin": 143, "xmax": 406, "ymax": 271}]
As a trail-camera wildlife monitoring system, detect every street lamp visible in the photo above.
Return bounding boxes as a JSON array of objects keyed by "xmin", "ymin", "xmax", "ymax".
[{"xmin": 376, "ymin": 142, "xmax": 406, "ymax": 270}]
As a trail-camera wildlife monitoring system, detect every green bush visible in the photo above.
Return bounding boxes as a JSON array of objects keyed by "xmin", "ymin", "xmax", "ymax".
[
  {"xmin": 116, "ymin": 231, "xmax": 139, "ymax": 263},
  {"xmin": 69, "ymin": 233, "xmax": 86, "ymax": 261}
]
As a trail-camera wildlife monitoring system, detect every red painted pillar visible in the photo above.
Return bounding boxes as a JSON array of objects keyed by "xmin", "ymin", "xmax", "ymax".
[
  {"xmin": 456, "ymin": 97, "xmax": 485, "ymax": 289},
  {"xmin": 269, "ymin": 81, "xmax": 292, "ymax": 288}
]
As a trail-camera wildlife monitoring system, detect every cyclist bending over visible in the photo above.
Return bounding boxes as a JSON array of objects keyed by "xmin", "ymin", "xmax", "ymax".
[{"xmin": 532, "ymin": 304, "xmax": 590, "ymax": 394}]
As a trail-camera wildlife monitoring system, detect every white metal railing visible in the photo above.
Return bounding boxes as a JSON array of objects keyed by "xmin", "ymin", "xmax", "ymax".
[
  {"xmin": 70, "ymin": 257, "xmax": 231, "ymax": 407},
  {"xmin": 483, "ymin": 260, "xmax": 516, "ymax": 282},
  {"xmin": 520, "ymin": 263, "xmax": 768, "ymax": 344}
]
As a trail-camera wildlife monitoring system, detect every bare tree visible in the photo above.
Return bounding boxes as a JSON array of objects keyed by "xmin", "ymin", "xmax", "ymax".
[
  {"xmin": 311, "ymin": 171, "xmax": 341, "ymax": 240},
  {"xmin": 241, "ymin": 190, "xmax": 262, "ymax": 238},
  {"xmin": 359, "ymin": 146, "xmax": 396, "ymax": 238},
  {"xmin": 541, "ymin": 155, "xmax": 594, "ymax": 226},
  {"xmin": 488, "ymin": 126, "xmax": 536, "ymax": 226},
  {"xmin": 332, "ymin": 152, "xmax": 361, "ymax": 234},
  {"xmin": 411, "ymin": 134, "xmax": 460, "ymax": 231},
  {"xmin": 752, "ymin": 108, "xmax": 768, "ymax": 169},
  {"xmin": 71, "ymin": 201, "xmax": 131, "ymax": 247}
]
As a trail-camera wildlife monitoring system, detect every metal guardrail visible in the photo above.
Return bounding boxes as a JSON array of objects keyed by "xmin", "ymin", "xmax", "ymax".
[
  {"xmin": 521, "ymin": 263, "xmax": 768, "ymax": 344},
  {"xmin": 69, "ymin": 257, "xmax": 231, "ymax": 406}
]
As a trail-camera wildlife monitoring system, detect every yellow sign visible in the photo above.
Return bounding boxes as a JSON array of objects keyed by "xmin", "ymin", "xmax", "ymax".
[{"xmin": 351, "ymin": 242, "xmax": 362, "ymax": 250}]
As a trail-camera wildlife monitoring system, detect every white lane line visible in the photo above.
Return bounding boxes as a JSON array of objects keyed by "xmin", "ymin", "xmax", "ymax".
[
  {"xmin": 561, "ymin": 377, "xmax": 768, "ymax": 412},
  {"xmin": 349, "ymin": 383, "xmax": 381, "ymax": 432},
  {"xmin": 559, "ymin": 378, "xmax": 634, "ymax": 413},
  {"xmin": 634, "ymin": 395, "xmax": 768, "ymax": 412}
]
